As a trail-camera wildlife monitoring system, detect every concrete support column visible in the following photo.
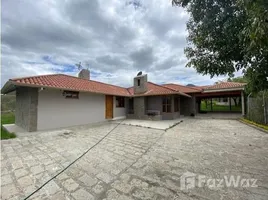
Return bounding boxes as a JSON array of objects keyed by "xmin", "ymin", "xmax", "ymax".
[
  {"xmin": 211, "ymin": 98, "xmax": 213, "ymax": 111},
  {"xmin": 16, "ymin": 87, "xmax": 38, "ymax": 132},
  {"xmin": 229, "ymin": 97, "xmax": 232, "ymax": 111},
  {"xmin": 241, "ymin": 91, "xmax": 245, "ymax": 116},
  {"xmin": 134, "ymin": 97, "xmax": 146, "ymax": 119}
]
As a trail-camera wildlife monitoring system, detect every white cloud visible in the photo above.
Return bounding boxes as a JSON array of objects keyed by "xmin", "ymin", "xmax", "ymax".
[{"xmin": 1, "ymin": 0, "xmax": 234, "ymax": 87}]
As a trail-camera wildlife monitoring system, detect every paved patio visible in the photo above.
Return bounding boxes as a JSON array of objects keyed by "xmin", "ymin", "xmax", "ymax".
[
  {"xmin": 1, "ymin": 119, "xmax": 268, "ymax": 200},
  {"xmin": 117, "ymin": 118, "xmax": 183, "ymax": 130}
]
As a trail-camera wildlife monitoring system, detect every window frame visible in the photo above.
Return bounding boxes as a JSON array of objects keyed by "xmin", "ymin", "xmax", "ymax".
[
  {"xmin": 63, "ymin": 90, "xmax": 79, "ymax": 99},
  {"xmin": 162, "ymin": 96, "xmax": 172, "ymax": 113},
  {"xmin": 116, "ymin": 96, "xmax": 125, "ymax": 108}
]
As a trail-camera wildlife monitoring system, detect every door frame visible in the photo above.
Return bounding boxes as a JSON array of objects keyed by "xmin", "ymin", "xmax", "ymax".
[{"xmin": 105, "ymin": 95, "xmax": 113, "ymax": 119}]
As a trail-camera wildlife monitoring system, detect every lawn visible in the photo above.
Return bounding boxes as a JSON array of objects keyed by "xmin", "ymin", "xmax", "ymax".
[
  {"xmin": 241, "ymin": 118, "xmax": 268, "ymax": 131},
  {"xmin": 1, "ymin": 112, "xmax": 16, "ymax": 139},
  {"xmin": 200, "ymin": 101, "xmax": 242, "ymax": 112}
]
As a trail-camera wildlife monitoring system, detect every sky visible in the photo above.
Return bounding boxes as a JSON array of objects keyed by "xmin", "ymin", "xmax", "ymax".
[{"xmin": 1, "ymin": 0, "xmax": 241, "ymax": 87}]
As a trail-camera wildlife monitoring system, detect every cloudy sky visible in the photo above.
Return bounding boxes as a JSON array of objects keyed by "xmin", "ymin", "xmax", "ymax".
[{"xmin": 1, "ymin": 0, "xmax": 239, "ymax": 87}]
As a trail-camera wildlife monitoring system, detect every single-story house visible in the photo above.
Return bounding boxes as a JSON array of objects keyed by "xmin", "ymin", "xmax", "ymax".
[{"xmin": 1, "ymin": 70, "xmax": 246, "ymax": 132}]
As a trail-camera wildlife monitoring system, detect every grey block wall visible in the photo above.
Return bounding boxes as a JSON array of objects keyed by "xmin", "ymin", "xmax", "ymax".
[
  {"xmin": 127, "ymin": 95, "xmax": 180, "ymax": 120},
  {"xmin": 134, "ymin": 74, "xmax": 148, "ymax": 94},
  {"xmin": 15, "ymin": 87, "xmax": 38, "ymax": 132},
  {"xmin": 180, "ymin": 94, "xmax": 196, "ymax": 116},
  {"xmin": 133, "ymin": 96, "xmax": 146, "ymax": 119}
]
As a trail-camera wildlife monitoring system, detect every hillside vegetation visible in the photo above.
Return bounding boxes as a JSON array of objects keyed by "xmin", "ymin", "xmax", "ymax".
[{"xmin": 1, "ymin": 94, "xmax": 16, "ymax": 111}]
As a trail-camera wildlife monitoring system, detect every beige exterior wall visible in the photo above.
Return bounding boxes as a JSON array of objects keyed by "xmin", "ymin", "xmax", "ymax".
[{"xmin": 37, "ymin": 89, "xmax": 106, "ymax": 130}]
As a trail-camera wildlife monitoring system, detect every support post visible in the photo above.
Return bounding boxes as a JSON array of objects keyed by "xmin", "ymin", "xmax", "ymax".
[
  {"xmin": 241, "ymin": 91, "xmax": 245, "ymax": 116},
  {"xmin": 210, "ymin": 98, "xmax": 213, "ymax": 111},
  {"xmin": 229, "ymin": 97, "xmax": 232, "ymax": 111},
  {"xmin": 263, "ymin": 91, "xmax": 267, "ymax": 124}
]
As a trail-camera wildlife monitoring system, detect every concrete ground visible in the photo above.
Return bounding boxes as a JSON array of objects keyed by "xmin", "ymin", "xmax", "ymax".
[
  {"xmin": 118, "ymin": 118, "xmax": 182, "ymax": 130},
  {"xmin": 1, "ymin": 119, "xmax": 268, "ymax": 200},
  {"xmin": 195, "ymin": 112, "xmax": 242, "ymax": 119}
]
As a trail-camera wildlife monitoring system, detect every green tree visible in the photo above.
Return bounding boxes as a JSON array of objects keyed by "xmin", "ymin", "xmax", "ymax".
[
  {"xmin": 227, "ymin": 76, "xmax": 247, "ymax": 83},
  {"xmin": 172, "ymin": 0, "xmax": 268, "ymax": 93}
]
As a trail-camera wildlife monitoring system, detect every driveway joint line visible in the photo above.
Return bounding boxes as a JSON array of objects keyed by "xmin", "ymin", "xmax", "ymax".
[{"xmin": 23, "ymin": 120, "xmax": 125, "ymax": 200}]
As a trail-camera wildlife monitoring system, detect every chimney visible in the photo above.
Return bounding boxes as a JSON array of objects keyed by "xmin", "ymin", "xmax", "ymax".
[
  {"xmin": 134, "ymin": 73, "xmax": 148, "ymax": 94},
  {"xmin": 78, "ymin": 69, "xmax": 90, "ymax": 80}
]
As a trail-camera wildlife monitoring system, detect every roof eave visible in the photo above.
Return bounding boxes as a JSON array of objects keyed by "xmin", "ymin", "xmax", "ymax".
[
  {"xmin": 132, "ymin": 92, "xmax": 191, "ymax": 98},
  {"xmin": 1, "ymin": 81, "xmax": 17, "ymax": 94},
  {"xmin": 5, "ymin": 81, "xmax": 131, "ymax": 97},
  {"xmin": 203, "ymin": 87, "xmax": 245, "ymax": 93}
]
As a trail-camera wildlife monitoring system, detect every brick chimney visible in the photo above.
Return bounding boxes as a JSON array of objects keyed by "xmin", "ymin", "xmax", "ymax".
[
  {"xmin": 134, "ymin": 74, "xmax": 148, "ymax": 94},
  {"xmin": 78, "ymin": 69, "xmax": 90, "ymax": 80}
]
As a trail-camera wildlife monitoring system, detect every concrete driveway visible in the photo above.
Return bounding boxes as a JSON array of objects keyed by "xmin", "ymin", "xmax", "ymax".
[{"xmin": 1, "ymin": 119, "xmax": 268, "ymax": 200}]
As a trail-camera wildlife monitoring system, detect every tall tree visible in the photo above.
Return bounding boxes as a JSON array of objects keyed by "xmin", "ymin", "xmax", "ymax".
[
  {"xmin": 227, "ymin": 76, "xmax": 247, "ymax": 83},
  {"xmin": 172, "ymin": 0, "xmax": 268, "ymax": 93}
]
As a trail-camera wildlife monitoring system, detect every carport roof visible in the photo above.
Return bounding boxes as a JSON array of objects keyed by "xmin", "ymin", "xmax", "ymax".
[
  {"xmin": 163, "ymin": 82, "xmax": 246, "ymax": 94},
  {"xmin": 202, "ymin": 82, "xmax": 247, "ymax": 91}
]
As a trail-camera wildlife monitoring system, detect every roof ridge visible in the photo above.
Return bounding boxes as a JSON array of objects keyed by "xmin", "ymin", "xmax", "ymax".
[
  {"xmin": 12, "ymin": 73, "xmax": 130, "ymax": 91},
  {"xmin": 58, "ymin": 74, "xmax": 129, "ymax": 90},
  {"xmin": 147, "ymin": 81, "xmax": 178, "ymax": 92},
  {"xmin": 163, "ymin": 83, "xmax": 202, "ymax": 91},
  {"xmin": 10, "ymin": 73, "xmax": 62, "ymax": 81}
]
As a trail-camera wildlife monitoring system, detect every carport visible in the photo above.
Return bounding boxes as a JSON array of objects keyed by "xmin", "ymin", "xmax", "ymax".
[{"xmin": 195, "ymin": 84, "xmax": 246, "ymax": 116}]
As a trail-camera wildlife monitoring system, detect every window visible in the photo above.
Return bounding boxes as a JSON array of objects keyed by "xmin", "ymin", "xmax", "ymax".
[
  {"xmin": 162, "ymin": 96, "xmax": 172, "ymax": 112},
  {"xmin": 116, "ymin": 96, "xmax": 125, "ymax": 107},
  {"xmin": 174, "ymin": 96, "xmax": 179, "ymax": 112},
  {"xmin": 137, "ymin": 79, "xmax": 140, "ymax": 86},
  {"xmin": 63, "ymin": 90, "xmax": 79, "ymax": 99}
]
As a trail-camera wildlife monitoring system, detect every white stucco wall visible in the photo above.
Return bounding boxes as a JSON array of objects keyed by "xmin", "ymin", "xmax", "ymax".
[
  {"xmin": 113, "ymin": 96, "xmax": 126, "ymax": 120},
  {"xmin": 37, "ymin": 89, "xmax": 106, "ymax": 130}
]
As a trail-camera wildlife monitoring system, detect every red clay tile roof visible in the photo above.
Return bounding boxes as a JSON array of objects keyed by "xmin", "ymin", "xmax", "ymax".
[
  {"xmin": 162, "ymin": 83, "xmax": 202, "ymax": 94},
  {"xmin": 204, "ymin": 82, "xmax": 246, "ymax": 90},
  {"xmin": 127, "ymin": 82, "xmax": 191, "ymax": 97},
  {"xmin": 2, "ymin": 74, "xmax": 246, "ymax": 96},
  {"xmin": 9, "ymin": 74, "xmax": 130, "ymax": 96}
]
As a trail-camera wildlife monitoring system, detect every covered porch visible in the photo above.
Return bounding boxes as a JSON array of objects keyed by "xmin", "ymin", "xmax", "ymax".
[
  {"xmin": 126, "ymin": 94, "xmax": 187, "ymax": 120},
  {"xmin": 196, "ymin": 90, "xmax": 245, "ymax": 116}
]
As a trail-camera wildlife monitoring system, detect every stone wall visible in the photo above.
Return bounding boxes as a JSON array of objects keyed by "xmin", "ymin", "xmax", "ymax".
[
  {"xmin": 15, "ymin": 87, "xmax": 38, "ymax": 132},
  {"xmin": 78, "ymin": 69, "xmax": 90, "ymax": 80},
  {"xmin": 180, "ymin": 95, "xmax": 196, "ymax": 116},
  {"xmin": 127, "ymin": 95, "xmax": 181, "ymax": 120},
  {"xmin": 133, "ymin": 96, "xmax": 146, "ymax": 119},
  {"xmin": 134, "ymin": 74, "xmax": 148, "ymax": 94}
]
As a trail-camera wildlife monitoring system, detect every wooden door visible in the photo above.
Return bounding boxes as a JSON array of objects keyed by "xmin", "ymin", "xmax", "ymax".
[{"xmin": 105, "ymin": 95, "xmax": 113, "ymax": 119}]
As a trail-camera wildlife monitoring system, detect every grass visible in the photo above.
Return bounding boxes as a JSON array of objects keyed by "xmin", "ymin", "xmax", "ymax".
[
  {"xmin": 241, "ymin": 118, "xmax": 268, "ymax": 131},
  {"xmin": 1, "ymin": 112, "xmax": 16, "ymax": 139},
  {"xmin": 200, "ymin": 101, "xmax": 242, "ymax": 112}
]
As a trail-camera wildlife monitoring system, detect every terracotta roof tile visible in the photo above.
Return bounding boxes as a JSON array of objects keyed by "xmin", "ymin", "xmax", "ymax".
[
  {"xmin": 10, "ymin": 74, "xmax": 130, "ymax": 96},
  {"xmin": 7, "ymin": 74, "xmax": 190, "ymax": 97},
  {"xmin": 162, "ymin": 83, "xmax": 202, "ymax": 93},
  {"xmin": 127, "ymin": 82, "xmax": 190, "ymax": 97},
  {"xmin": 204, "ymin": 82, "xmax": 246, "ymax": 90},
  {"xmin": 3, "ymin": 74, "xmax": 246, "ymax": 96}
]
